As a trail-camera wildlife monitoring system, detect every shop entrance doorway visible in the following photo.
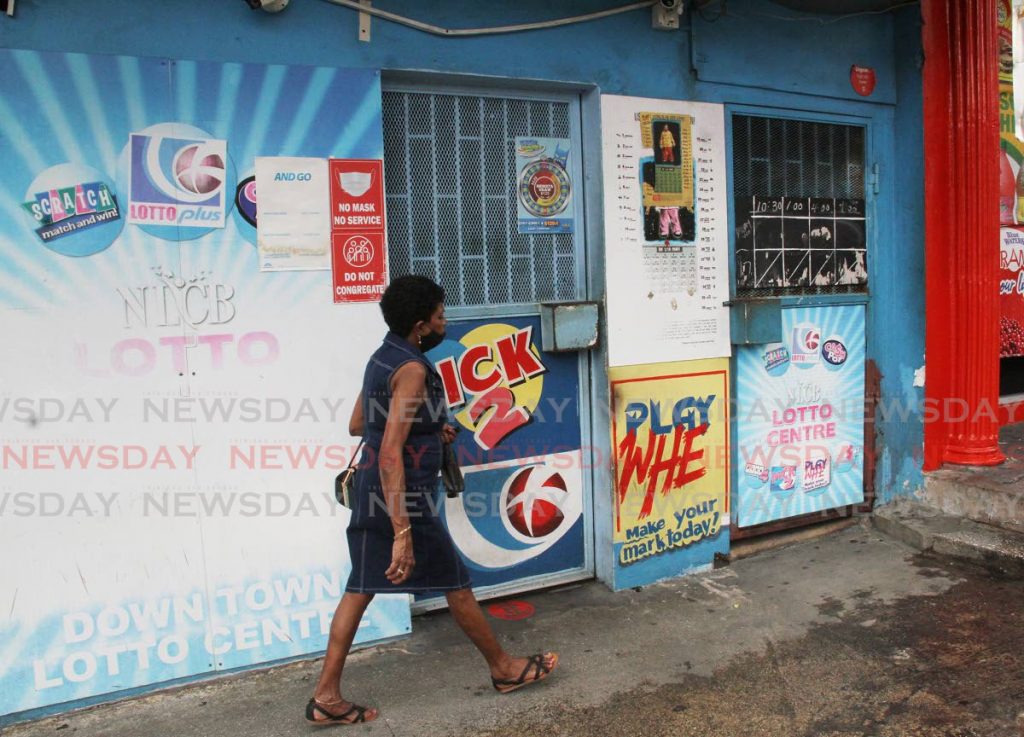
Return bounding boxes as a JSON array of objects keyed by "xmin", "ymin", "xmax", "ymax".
[
  {"xmin": 729, "ymin": 112, "xmax": 872, "ymax": 538},
  {"xmin": 381, "ymin": 85, "xmax": 595, "ymax": 609}
]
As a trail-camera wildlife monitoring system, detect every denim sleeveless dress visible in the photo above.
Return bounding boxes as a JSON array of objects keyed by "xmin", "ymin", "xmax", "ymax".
[{"xmin": 345, "ymin": 332, "xmax": 472, "ymax": 594}]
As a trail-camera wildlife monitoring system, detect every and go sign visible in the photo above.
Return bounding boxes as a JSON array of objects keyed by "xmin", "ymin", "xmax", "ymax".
[{"xmin": 330, "ymin": 159, "xmax": 387, "ymax": 304}]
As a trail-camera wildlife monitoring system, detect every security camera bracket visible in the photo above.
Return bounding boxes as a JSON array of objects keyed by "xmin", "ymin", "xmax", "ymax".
[{"xmin": 652, "ymin": 0, "xmax": 683, "ymax": 30}]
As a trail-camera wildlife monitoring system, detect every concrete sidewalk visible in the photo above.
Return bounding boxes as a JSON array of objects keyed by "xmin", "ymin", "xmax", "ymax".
[{"xmin": 7, "ymin": 522, "xmax": 1024, "ymax": 737}]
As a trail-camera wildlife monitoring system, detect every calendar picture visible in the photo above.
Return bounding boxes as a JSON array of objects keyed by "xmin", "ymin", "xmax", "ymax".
[
  {"xmin": 638, "ymin": 112, "xmax": 696, "ymax": 244},
  {"xmin": 734, "ymin": 196, "xmax": 867, "ymax": 292}
]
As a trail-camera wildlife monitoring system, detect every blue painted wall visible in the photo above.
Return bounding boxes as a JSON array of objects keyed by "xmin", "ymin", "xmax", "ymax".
[
  {"xmin": 2, "ymin": 0, "xmax": 923, "ymax": 512},
  {"xmin": 2, "ymin": 1, "xmax": 901, "ymax": 99},
  {"xmin": 874, "ymin": 5, "xmax": 926, "ymax": 502}
]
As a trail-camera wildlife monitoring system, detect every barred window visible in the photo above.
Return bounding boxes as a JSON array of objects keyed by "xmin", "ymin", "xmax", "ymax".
[{"xmin": 732, "ymin": 115, "xmax": 868, "ymax": 297}]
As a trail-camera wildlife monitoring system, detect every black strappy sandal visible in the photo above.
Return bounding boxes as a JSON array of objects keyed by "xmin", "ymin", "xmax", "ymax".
[
  {"xmin": 491, "ymin": 652, "xmax": 559, "ymax": 694},
  {"xmin": 305, "ymin": 698, "xmax": 376, "ymax": 726}
]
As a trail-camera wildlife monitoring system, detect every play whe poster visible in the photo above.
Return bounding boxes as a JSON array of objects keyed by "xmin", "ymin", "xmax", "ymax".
[{"xmin": 609, "ymin": 359, "xmax": 730, "ymax": 589}]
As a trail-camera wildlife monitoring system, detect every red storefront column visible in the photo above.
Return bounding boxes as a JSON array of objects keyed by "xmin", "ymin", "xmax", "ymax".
[{"xmin": 923, "ymin": 0, "xmax": 1005, "ymax": 467}]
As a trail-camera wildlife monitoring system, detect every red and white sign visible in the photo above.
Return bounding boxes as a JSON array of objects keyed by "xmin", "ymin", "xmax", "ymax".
[
  {"xmin": 332, "ymin": 232, "xmax": 386, "ymax": 302},
  {"xmin": 329, "ymin": 159, "xmax": 385, "ymax": 232},
  {"xmin": 329, "ymin": 158, "xmax": 387, "ymax": 303},
  {"xmin": 849, "ymin": 65, "xmax": 876, "ymax": 97}
]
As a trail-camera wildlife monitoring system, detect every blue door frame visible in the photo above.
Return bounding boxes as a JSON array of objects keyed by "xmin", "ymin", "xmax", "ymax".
[
  {"xmin": 723, "ymin": 99, "xmax": 890, "ymax": 531},
  {"xmin": 380, "ymin": 77, "xmax": 599, "ymax": 609}
]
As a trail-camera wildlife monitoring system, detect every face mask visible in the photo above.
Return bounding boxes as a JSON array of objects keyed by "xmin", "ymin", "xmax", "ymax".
[{"xmin": 420, "ymin": 329, "xmax": 445, "ymax": 353}]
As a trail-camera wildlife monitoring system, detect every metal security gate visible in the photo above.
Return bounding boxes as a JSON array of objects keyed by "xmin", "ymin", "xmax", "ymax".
[
  {"xmin": 382, "ymin": 86, "xmax": 593, "ymax": 608},
  {"xmin": 383, "ymin": 91, "xmax": 581, "ymax": 304}
]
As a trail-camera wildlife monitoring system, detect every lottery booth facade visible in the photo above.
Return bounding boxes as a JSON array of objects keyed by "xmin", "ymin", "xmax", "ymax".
[{"xmin": 0, "ymin": 0, "xmax": 926, "ymax": 724}]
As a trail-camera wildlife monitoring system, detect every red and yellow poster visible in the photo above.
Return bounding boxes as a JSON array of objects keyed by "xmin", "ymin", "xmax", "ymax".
[{"xmin": 610, "ymin": 359, "xmax": 729, "ymax": 589}]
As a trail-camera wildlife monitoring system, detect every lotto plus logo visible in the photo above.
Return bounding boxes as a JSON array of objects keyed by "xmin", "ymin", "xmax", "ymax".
[
  {"xmin": 790, "ymin": 323, "xmax": 821, "ymax": 366},
  {"xmin": 174, "ymin": 143, "xmax": 225, "ymax": 195},
  {"xmin": 441, "ymin": 459, "xmax": 583, "ymax": 571},
  {"xmin": 127, "ymin": 129, "xmax": 228, "ymax": 230}
]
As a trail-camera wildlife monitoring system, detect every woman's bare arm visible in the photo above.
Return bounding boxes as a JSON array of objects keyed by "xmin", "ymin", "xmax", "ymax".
[{"xmin": 378, "ymin": 362, "xmax": 426, "ymax": 584}]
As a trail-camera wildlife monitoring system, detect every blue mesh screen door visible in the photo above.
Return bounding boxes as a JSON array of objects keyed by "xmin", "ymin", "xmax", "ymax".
[{"xmin": 382, "ymin": 87, "xmax": 593, "ymax": 607}]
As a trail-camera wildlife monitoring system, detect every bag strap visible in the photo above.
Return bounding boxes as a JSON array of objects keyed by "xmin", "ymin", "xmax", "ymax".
[{"xmin": 346, "ymin": 439, "xmax": 365, "ymax": 470}]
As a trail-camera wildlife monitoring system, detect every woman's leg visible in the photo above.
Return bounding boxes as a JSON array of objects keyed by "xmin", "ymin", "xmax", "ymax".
[
  {"xmin": 659, "ymin": 207, "xmax": 672, "ymax": 237},
  {"xmin": 311, "ymin": 591, "xmax": 377, "ymax": 720},
  {"xmin": 445, "ymin": 588, "xmax": 557, "ymax": 687},
  {"xmin": 668, "ymin": 208, "xmax": 682, "ymax": 236}
]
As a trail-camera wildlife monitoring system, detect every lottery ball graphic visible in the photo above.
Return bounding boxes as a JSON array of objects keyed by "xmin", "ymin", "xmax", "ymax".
[
  {"xmin": 174, "ymin": 144, "xmax": 225, "ymax": 195},
  {"xmin": 504, "ymin": 466, "xmax": 568, "ymax": 538}
]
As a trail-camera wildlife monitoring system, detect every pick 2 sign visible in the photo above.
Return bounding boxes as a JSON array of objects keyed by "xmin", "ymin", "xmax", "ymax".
[
  {"xmin": 421, "ymin": 320, "xmax": 586, "ymax": 581},
  {"xmin": 428, "ymin": 323, "xmax": 549, "ymax": 450}
]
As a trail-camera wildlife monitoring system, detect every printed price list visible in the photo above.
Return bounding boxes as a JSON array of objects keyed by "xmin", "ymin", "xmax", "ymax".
[
  {"xmin": 695, "ymin": 135, "xmax": 722, "ymax": 311},
  {"xmin": 613, "ymin": 131, "xmax": 640, "ymax": 240}
]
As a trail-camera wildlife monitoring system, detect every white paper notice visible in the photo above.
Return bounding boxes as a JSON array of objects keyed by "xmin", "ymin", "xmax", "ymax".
[
  {"xmin": 255, "ymin": 157, "xmax": 330, "ymax": 271},
  {"xmin": 600, "ymin": 95, "xmax": 732, "ymax": 367}
]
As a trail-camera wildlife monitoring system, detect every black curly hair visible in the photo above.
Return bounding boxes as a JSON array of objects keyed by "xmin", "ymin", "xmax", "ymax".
[{"xmin": 379, "ymin": 275, "xmax": 445, "ymax": 337}]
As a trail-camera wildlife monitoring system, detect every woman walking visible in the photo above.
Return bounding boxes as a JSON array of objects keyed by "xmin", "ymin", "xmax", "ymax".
[{"xmin": 306, "ymin": 275, "xmax": 559, "ymax": 726}]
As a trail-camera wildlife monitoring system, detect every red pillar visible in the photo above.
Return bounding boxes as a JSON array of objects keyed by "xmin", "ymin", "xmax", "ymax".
[{"xmin": 923, "ymin": 0, "xmax": 1005, "ymax": 467}]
